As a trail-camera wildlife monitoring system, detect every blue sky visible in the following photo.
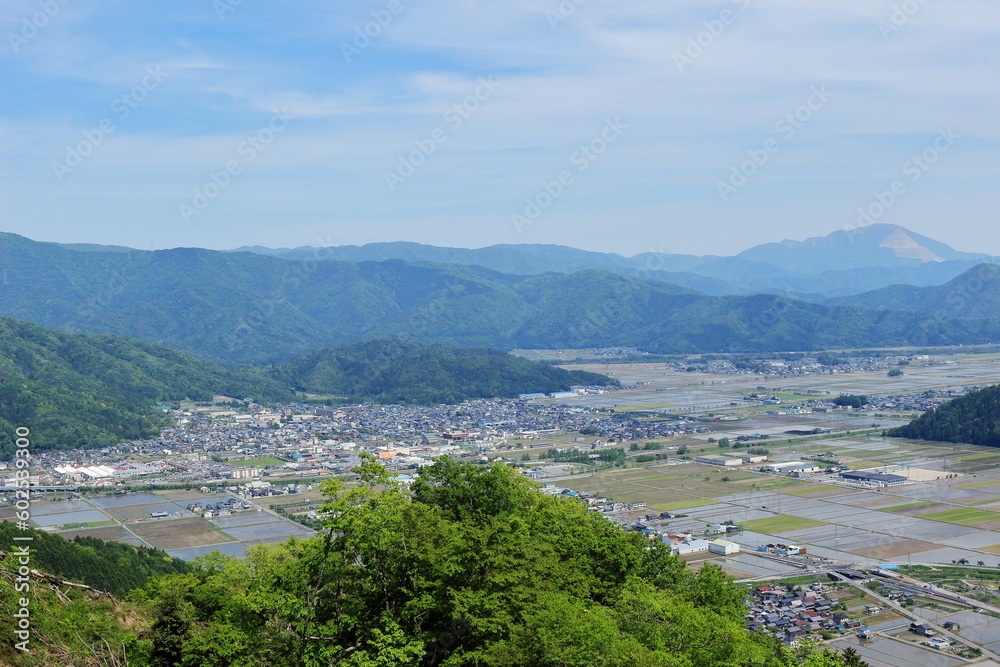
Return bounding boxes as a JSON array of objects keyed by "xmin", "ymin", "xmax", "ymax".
[{"xmin": 1, "ymin": 0, "xmax": 998, "ymax": 256}]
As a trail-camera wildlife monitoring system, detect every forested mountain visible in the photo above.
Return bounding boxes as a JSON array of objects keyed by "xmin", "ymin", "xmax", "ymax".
[
  {"xmin": 0, "ymin": 316, "xmax": 293, "ymax": 455},
  {"xmin": 0, "ymin": 317, "xmax": 293, "ymax": 405},
  {"xmin": 267, "ymin": 339, "xmax": 616, "ymax": 404},
  {"xmin": 0, "ymin": 458, "xmax": 871, "ymax": 666},
  {"xmin": 823, "ymin": 263, "xmax": 1000, "ymax": 319},
  {"xmin": 2, "ymin": 233, "xmax": 998, "ymax": 366},
  {"xmin": 886, "ymin": 384, "xmax": 1000, "ymax": 446}
]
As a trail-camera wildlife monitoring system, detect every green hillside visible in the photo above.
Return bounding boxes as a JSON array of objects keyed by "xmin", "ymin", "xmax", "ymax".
[
  {"xmin": 267, "ymin": 339, "xmax": 617, "ymax": 404},
  {"xmin": 886, "ymin": 384, "xmax": 1000, "ymax": 446},
  {"xmin": 0, "ymin": 521, "xmax": 190, "ymax": 596},
  {"xmin": 0, "ymin": 316, "xmax": 294, "ymax": 455},
  {"xmin": 826, "ymin": 263, "xmax": 1000, "ymax": 318}
]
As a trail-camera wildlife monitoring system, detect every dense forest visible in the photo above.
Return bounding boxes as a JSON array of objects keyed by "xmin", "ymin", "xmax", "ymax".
[
  {"xmin": 885, "ymin": 384, "xmax": 1000, "ymax": 446},
  {"xmin": 267, "ymin": 339, "xmax": 616, "ymax": 405},
  {"xmin": 0, "ymin": 521, "xmax": 190, "ymax": 596},
  {"xmin": 0, "ymin": 458, "xmax": 868, "ymax": 666},
  {"xmin": 0, "ymin": 317, "xmax": 294, "ymax": 406}
]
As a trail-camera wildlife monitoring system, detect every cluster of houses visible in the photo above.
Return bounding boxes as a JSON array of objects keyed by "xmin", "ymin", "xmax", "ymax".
[
  {"xmin": 746, "ymin": 584, "xmax": 860, "ymax": 641},
  {"xmin": 660, "ymin": 353, "xmax": 942, "ymax": 378},
  {"xmin": 229, "ymin": 481, "xmax": 304, "ymax": 499},
  {"xmin": 185, "ymin": 497, "xmax": 254, "ymax": 518}
]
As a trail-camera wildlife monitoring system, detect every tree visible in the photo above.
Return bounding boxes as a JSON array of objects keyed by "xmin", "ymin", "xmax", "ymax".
[
  {"xmin": 817, "ymin": 352, "xmax": 844, "ymax": 366},
  {"xmin": 148, "ymin": 581, "xmax": 195, "ymax": 667},
  {"xmin": 834, "ymin": 394, "xmax": 869, "ymax": 408},
  {"xmin": 841, "ymin": 646, "xmax": 870, "ymax": 666}
]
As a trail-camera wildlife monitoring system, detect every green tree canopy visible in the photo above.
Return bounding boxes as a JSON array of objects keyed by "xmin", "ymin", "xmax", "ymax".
[{"xmin": 122, "ymin": 456, "xmax": 868, "ymax": 666}]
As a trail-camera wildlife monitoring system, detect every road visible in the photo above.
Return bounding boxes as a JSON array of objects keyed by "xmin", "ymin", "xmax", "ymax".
[{"xmin": 828, "ymin": 571, "xmax": 1000, "ymax": 662}]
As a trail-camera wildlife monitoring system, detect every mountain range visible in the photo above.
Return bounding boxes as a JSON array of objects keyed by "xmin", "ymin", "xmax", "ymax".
[{"xmin": 2, "ymin": 229, "xmax": 999, "ymax": 366}]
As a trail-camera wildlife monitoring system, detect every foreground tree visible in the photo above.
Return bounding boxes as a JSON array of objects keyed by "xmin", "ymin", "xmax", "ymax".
[{"xmin": 131, "ymin": 455, "xmax": 867, "ymax": 666}]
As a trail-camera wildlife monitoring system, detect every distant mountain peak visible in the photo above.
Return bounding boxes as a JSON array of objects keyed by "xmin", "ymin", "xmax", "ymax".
[
  {"xmin": 733, "ymin": 223, "xmax": 991, "ymax": 277},
  {"xmin": 878, "ymin": 227, "xmax": 944, "ymax": 263}
]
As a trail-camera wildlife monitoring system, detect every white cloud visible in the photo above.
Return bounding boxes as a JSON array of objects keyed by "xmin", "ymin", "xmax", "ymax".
[{"xmin": 1, "ymin": 0, "xmax": 999, "ymax": 255}]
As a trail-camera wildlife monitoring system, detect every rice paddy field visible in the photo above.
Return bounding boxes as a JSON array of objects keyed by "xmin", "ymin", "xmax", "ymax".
[
  {"xmin": 546, "ymin": 349, "xmax": 1000, "ymax": 579},
  {"xmin": 20, "ymin": 489, "xmax": 314, "ymax": 561},
  {"xmin": 559, "ymin": 429, "xmax": 1000, "ymax": 572}
]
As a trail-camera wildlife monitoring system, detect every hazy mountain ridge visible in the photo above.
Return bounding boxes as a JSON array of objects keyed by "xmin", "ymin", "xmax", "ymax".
[
  {"xmin": 47, "ymin": 224, "xmax": 999, "ymax": 297},
  {"xmin": 225, "ymin": 224, "xmax": 999, "ymax": 296},
  {"xmin": 734, "ymin": 225, "xmax": 993, "ymax": 274},
  {"xmin": 228, "ymin": 240, "xmax": 734, "ymax": 294}
]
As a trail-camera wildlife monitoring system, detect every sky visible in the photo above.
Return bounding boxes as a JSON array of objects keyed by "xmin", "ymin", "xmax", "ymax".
[{"xmin": 1, "ymin": 0, "xmax": 998, "ymax": 257}]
